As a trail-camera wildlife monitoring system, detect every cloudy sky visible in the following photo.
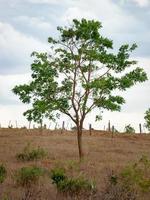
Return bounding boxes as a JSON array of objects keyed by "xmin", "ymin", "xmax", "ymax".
[{"xmin": 0, "ymin": 0, "xmax": 150, "ymax": 131}]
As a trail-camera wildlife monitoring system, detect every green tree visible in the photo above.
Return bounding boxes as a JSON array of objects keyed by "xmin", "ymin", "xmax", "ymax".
[
  {"xmin": 13, "ymin": 19, "xmax": 147, "ymax": 159},
  {"xmin": 144, "ymin": 108, "xmax": 150, "ymax": 131}
]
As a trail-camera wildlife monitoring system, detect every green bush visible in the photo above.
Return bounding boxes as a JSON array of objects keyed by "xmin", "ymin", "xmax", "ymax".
[
  {"xmin": 16, "ymin": 143, "xmax": 47, "ymax": 161},
  {"xmin": 0, "ymin": 164, "xmax": 7, "ymax": 183},
  {"xmin": 124, "ymin": 124, "xmax": 135, "ymax": 133},
  {"xmin": 144, "ymin": 108, "xmax": 150, "ymax": 131},
  {"xmin": 1, "ymin": 194, "xmax": 10, "ymax": 200},
  {"xmin": 121, "ymin": 155, "xmax": 150, "ymax": 192},
  {"xmin": 50, "ymin": 167, "xmax": 95, "ymax": 198},
  {"xmin": 51, "ymin": 167, "xmax": 67, "ymax": 185},
  {"xmin": 57, "ymin": 177, "xmax": 95, "ymax": 193},
  {"xmin": 101, "ymin": 157, "xmax": 150, "ymax": 200},
  {"xmin": 14, "ymin": 166, "xmax": 44, "ymax": 187},
  {"xmin": 109, "ymin": 174, "xmax": 118, "ymax": 185},
  {"xmin": 101, "ymin": 169, "xmax": 138, "ymax": 200}
]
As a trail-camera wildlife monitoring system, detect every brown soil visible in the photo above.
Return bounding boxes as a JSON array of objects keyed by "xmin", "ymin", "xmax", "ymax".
[{"xmin": 0, "ymin": 128, "xmax": 150, "ymax": 199}]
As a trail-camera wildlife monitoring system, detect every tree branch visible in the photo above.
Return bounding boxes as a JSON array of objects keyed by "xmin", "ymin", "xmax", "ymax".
[{"xmin": 61, "ymin": 109, "xmax": 77, "ymax": 124}]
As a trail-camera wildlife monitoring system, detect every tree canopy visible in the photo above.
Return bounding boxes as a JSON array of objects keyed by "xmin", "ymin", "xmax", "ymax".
[
  {"xmin": 144, "ymin": 108, "xmax": 150, "ymax": 131},
  {"xmin": 13, "ymin": 19, "xmax": 148, "ymax": 158}
]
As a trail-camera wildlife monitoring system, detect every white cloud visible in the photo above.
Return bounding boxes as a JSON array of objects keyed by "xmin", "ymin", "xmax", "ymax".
[
  {"xmin": 26, "ymin": 0, "xmax": 71, "ymax": 5},
  {"xmin": 0, "ymin": 73, "xmax": 31, "ymax": 105},
  {"xmin": 62, "ymin": 7, "xmax": 97, "ymax": 22},
  {"xmin": 14, "ymin": 16, "xmax": 52, "ymax": 31},
  {"xmin": 0, "ymin": 73, "xmax": 31, "ymax": 128},
  {"xmin": 0, "ymin": 22, "xmax": 48, "ymax": 74},
  {"xmin": 61, "ymin": 0, "xmax": 139, "ymax": 35},
  {"xmin": 27, "ymin": 0, "xmax": 57, "ymax": 3},
  {"xmin": 132, "ymin": 0, "xmax": 149, "ymax": 7},
  {"xmin": 0, "ymin": 104, "xmax": 30, "ymax": 128}
]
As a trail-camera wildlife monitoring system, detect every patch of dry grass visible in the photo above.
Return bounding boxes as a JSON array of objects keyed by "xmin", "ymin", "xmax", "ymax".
[{"xmin": 0, "ymin": 128, "xmax": 150, "ymax": 199}]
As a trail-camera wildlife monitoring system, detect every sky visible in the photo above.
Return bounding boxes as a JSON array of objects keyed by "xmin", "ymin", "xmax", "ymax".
[{"xmin": 0, "ymin": 0, "xmax": 150, "ymax": 132}]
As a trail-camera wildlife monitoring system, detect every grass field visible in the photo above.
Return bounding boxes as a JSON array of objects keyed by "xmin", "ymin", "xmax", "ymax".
[{"xmin": 0, "ymin": 128, "xmax": 150, "ymax": 199}]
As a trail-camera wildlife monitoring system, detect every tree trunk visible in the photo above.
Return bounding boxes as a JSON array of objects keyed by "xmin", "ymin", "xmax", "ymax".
[{"xmin": 77, "ymin": 127, "xmax": 84, "ymax": 160}]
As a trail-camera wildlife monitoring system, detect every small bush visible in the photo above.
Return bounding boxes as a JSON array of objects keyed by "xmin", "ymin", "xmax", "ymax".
[
  {"xmin": 57, "ymin": 177, "xmax": 95, "ymax": 193},
  {"xmin": 16, "ymin": 143, "xmax": 47, "ymax": 161},
  {"xmin": 101, "ymin": 156, "xmax": 150, "ymax": 200},
  {"xmin": 50, "ymin": 167, "xmax": 96, "ymax": 199},
  {"xmin": 121, "ymin": 155, "xmax": 150, "ymax": 192},
  {"xmin": 14, "ymin": 166, "xmax": 44, "ymax": 187},
  {"xmin": 51, "ymin": 167, "xmax": 67, "ymax": 185},
  {"xmin": 124, "ymin": 124, "xmax": 135, "ymax": 133},
  {"xmin": 144, "ymin": 108, "xmax": 150, "ymax": 131},
  {"xmin": 0, "ymin": 164, "xmax": 7, "ymax": 183},
  {"xmin": 101, "ymin": 169, "xmax": 138, "ymax": 200},
  {"xmin": 1, "ymin": 194, "xmax": 10, "ymax": 200}
]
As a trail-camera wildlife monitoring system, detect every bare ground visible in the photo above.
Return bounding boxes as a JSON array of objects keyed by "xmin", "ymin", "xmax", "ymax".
[{"xmin": 0, "ymin": 128, "xmax": 150, "ymax": 199}]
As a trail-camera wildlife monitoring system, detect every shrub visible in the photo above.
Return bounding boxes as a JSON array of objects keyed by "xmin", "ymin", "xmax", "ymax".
[
  {"xmin": 1, "ymin": 194, "xmax": 10, "ymax": 200},
  {"xmin": 144, "ymin": 108, "xmax": 150, "ymax": 131},
  {"xmin": 51, "ymin": 167, "xmax": 67, "ymax": 185},
  {"xmin": 121, "ymin": 155, "xmax": 150, "ymax": 192},
  {"xmin": 14, "ymin": 166, "xmax": 44, "ymax": 187},
  {"xmin": 101, "ymin": 156, "xmax": 150, "ymax": 199},
  {"xmin": 57, "ymin": 177, "xmax": 95, "ymax": 193},
  {"xmin": 101, "ymin": 169, "xmax": 138, "ymax": 200},
  {"xmin": 0, "ymin": 164, "xmax": 7, "ymax": 184},
  {"xmin": 124, "ymin": 124, "xmax": 135, "ymax": 133},
  {"xmin": 16, "ymin": 143, "xmax": 47, "ymax": 161},
  {"xmin": 50, "ymin": 167, "xmax": 96, "ymax": 199}
]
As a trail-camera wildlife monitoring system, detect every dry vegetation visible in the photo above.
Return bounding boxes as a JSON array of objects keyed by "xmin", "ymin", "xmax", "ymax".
[{"xmin": 0, "ymin": 128, "xmax": 150, "ymax": 199}]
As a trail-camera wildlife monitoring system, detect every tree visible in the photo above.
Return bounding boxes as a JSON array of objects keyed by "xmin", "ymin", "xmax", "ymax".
[
  {"xmin": 124, "ymin": 124, "xmax": 135, "ymax": 133},
  {"xmin": 13, "ymin": 19, "xmax": 147, "ymax": 159},
  {"xmin": 144, "ymin": 108, "xmax": 150, "ymax": 132}
]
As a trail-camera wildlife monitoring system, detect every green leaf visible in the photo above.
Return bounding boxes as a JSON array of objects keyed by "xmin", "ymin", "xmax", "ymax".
[{"xmin": 12, "ymin": 18, "xmax": 147, "ymax": 127}]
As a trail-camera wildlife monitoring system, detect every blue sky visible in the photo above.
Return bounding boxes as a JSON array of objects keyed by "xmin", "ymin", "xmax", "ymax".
[{"xmin": 0, "ymin": 0, "xmax": 150, "ymax": 131}]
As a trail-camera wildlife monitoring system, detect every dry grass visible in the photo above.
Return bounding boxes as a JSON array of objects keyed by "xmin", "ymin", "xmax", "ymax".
[{"xmin": 0, "ymin": 128, "xmax": 150, "ymax": 199}]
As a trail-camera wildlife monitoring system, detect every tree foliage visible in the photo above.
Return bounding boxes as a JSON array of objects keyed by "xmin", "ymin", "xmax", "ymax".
[
  {"xmin": 144, "ymin": 108, "xmax": 150, "ymax": 131},
  {"xmin": 13, "ymin": 19, "xmax": 147, "ymax": 158},
  {"xmin": 13, "ymin": 19, "xmax": 147, "ymax": 125}
]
